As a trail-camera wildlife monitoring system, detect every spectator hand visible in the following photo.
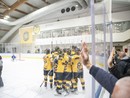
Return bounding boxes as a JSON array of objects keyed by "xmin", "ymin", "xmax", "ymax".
[
  {"xmin": 107, "ymin": 47, "xmax": 115, "ymax": 68},
  {"xmin": 81, "ymin": 42, "xmax": 92, "ymax": 69}
]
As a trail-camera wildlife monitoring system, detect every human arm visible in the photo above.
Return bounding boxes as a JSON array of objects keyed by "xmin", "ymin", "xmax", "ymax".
[
  {"xmin": 107, "ymin": 47, "xmax": 115, "ymax": 68},
  {"xmin": 90, "ymin": 65, "xmax": 118, "ymax": 94},
  {"xmin": 81, "ymin": 42, "xmax": 118, "ymax": 94}
]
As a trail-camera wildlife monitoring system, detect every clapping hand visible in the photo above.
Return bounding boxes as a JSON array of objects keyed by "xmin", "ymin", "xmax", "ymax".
[
  {"xmin": 107, "ymin": 47, "xmax": 115, "ymax": 68},
  {"xmin": 81, "ymin": 42, "xmax": 92, "ymax": 69}
]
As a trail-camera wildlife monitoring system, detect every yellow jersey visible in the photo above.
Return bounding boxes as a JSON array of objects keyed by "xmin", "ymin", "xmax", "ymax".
[
  {"xmin": 43, "ymin": 54, "xmax": 52, "ymax": 70},
  {"xmin": 64, "ymin": 53, "xmax": 72, "ymax": 72},
  {"xmin": 71, "ymin": 50, "xmax": 75, "ymax": 56},
  {"xmin": 52, "ymin": 52, "xmax": 58, "ymax": 59},
  {"xmin": 55, "ymin": 56, "xmax": 66, "ymax": 73},
  {"xmin": 71, "ymin": 54, "xmax": 81, "ymax": 72}
]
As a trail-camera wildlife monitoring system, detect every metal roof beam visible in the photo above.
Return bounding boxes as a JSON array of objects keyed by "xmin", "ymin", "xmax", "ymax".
[
  {"xmin": 15, "ymin": 9, "xmax": 28, "ymax": 15},
  {"xmin": 0, "ymin": 28, "xmax": 9, "ymax": 31},
  {"xmin": 41, "ymin": 0, "xmax": 51, "ymax": 5},
  {"xmin": 25, "ymin": 2, "xmax": 39, "ymax": 9},
  {"xmin": 0, "ymin": 0, "xmax": 9, "ymax": 9},
  {"xmin": 0, "ymin": 6, "xmax": 7, "ymax": 9},
  {"xmin": 10, "ymin": 15, "xmax": 19, "ymax": 19},
  {"xmin": 3, "ymin": 0, "xmax": 27, "ymax": 16}
]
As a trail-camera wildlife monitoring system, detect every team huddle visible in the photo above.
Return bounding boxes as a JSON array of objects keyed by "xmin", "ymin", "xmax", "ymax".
[{"xmin": 43, "ymin": 46, "xmax": 85, "ymax": 96}]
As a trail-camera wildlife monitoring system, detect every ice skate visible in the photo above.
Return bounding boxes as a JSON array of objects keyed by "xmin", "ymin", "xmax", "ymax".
[
  {"xmin": 54, "ymin": 88, "xmax": 62, "ymax": 96},
  {"xmin": 63, "ymin": 90, "xmax": 70, "ymax": 96},
  {"xmin": 71, "ymin": 88, "xmax": 78, "ymax": 95}
]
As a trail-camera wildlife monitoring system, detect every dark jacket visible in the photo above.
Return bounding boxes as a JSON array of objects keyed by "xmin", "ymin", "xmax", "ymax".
[
  {"xmin": 109, "ymin": 56, "xmax": 130, "ymax": 79},
  {"xmin": 0, "ymin": 57, "xmax": 4, "ymax": 87},
  {"xmin": 90, "ymin": 66, "xmax": 118, "ymax": 94},
  {"xmin": 0, "ymin": 60, "xmax": 3, "ymax": 67}
]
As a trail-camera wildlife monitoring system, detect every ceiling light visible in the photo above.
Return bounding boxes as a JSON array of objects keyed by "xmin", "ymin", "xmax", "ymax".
[
  {"xmin": 4, "ymin": 15, "xmax": 10, "ymax": 20},
  {"xmin": 8, "ymin": 8, "xmax": 11, "ymax": 10},
  {"xmin": 75, "ymin": 5, "xmax": 78, "ymax": 7}
]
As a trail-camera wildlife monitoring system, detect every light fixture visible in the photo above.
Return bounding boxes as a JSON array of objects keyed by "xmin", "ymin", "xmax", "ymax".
[
  {"xmin": 75, "ymin": 5, "xmax": 78, "ymax": 7},
  {"xmin": 4, "ymin": 15, "xmax": 10, "ymax": 20},
  {"xmin": 8, "ymin": 8, "xmax": 11, "ymax": 10}
]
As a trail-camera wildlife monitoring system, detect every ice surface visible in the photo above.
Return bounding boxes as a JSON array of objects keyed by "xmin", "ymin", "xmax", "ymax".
[{"xmin": 0, "ymin": 58, "xmax": 93, "ymax": 98}]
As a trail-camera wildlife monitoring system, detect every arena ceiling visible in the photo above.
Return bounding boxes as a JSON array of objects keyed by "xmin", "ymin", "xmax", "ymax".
[{"xmin": 0, "ymin": 0, "xmax": 130, "ymax": 43}]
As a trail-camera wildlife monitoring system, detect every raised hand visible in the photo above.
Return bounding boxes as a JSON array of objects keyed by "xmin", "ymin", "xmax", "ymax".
[
  {"xmin": 107, "ymin": 47, "xmax": 115, "ymax": 68},
  {"xmin": 81, "ymin": 42, "xmax": 92, "ymax": 69}
]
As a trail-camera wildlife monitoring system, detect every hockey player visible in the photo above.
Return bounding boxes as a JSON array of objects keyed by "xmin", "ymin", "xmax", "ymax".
[
  {"xmin": 52, "ymin": 47, "xmax": 60, "ymax": 87},
  {"xmin": 54, "ymin": 49, "xmax": 66, "ymax": 95},
  {"xmin": 71, "ymin": 46, "xmax": 76, "ymax": 56},
  {"xmin": 63, "ymin": 48, "xmax": 73, "ymax": 96},
  {"xmin": 43, "ymin": 49, "xmax": 53, "ymax": 89},
  {"xmin": 11, "ymin": 54, "xmax": 16, "ymax": 61},
  {"xmin": 76, "ymin": 48, "xmax": 85, "ymax": 91},
  {"xmin": 71, "ymin": 48, "xmax": 79, "ymax": 93},
  {"xmin": 71, "ymin": 47, "xmax": 86, "ymax": 93}
]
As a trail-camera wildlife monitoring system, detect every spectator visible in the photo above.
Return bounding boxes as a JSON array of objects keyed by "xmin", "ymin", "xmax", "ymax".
[
  {"xmin": 80, "ymin": 42, "xmax": 130, "ymax": 98},
  {"xmin": 108, "ymin": 48, "xmax": 130, "ymax": 79},
  {"xmin": 0, "ymin": 55, "xmax": 4, "ymax": 87}
]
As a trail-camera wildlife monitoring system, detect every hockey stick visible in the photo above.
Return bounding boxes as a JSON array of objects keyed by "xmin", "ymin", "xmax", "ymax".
[
  {"xmin": 40, "ymin": 69, "xmax": 53, "ymax": 87},
  {"xmin": 40, "ymin": 80, "xmax": 45, "ymax": 87}
]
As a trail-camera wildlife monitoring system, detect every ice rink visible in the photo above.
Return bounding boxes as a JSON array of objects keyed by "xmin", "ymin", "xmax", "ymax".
[
  {"xmin": 0, "ymin": 58, "xmax": 93, "ymax": 98},
  {"xmin": 0, "ymin": 0, "xmax": 129, "ymax": 97}
]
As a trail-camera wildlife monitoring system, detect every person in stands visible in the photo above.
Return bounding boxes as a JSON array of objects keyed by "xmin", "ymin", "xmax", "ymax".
[{"xmin": 80, "ymin": 42, "xmax": 130, "ymax": 98}]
